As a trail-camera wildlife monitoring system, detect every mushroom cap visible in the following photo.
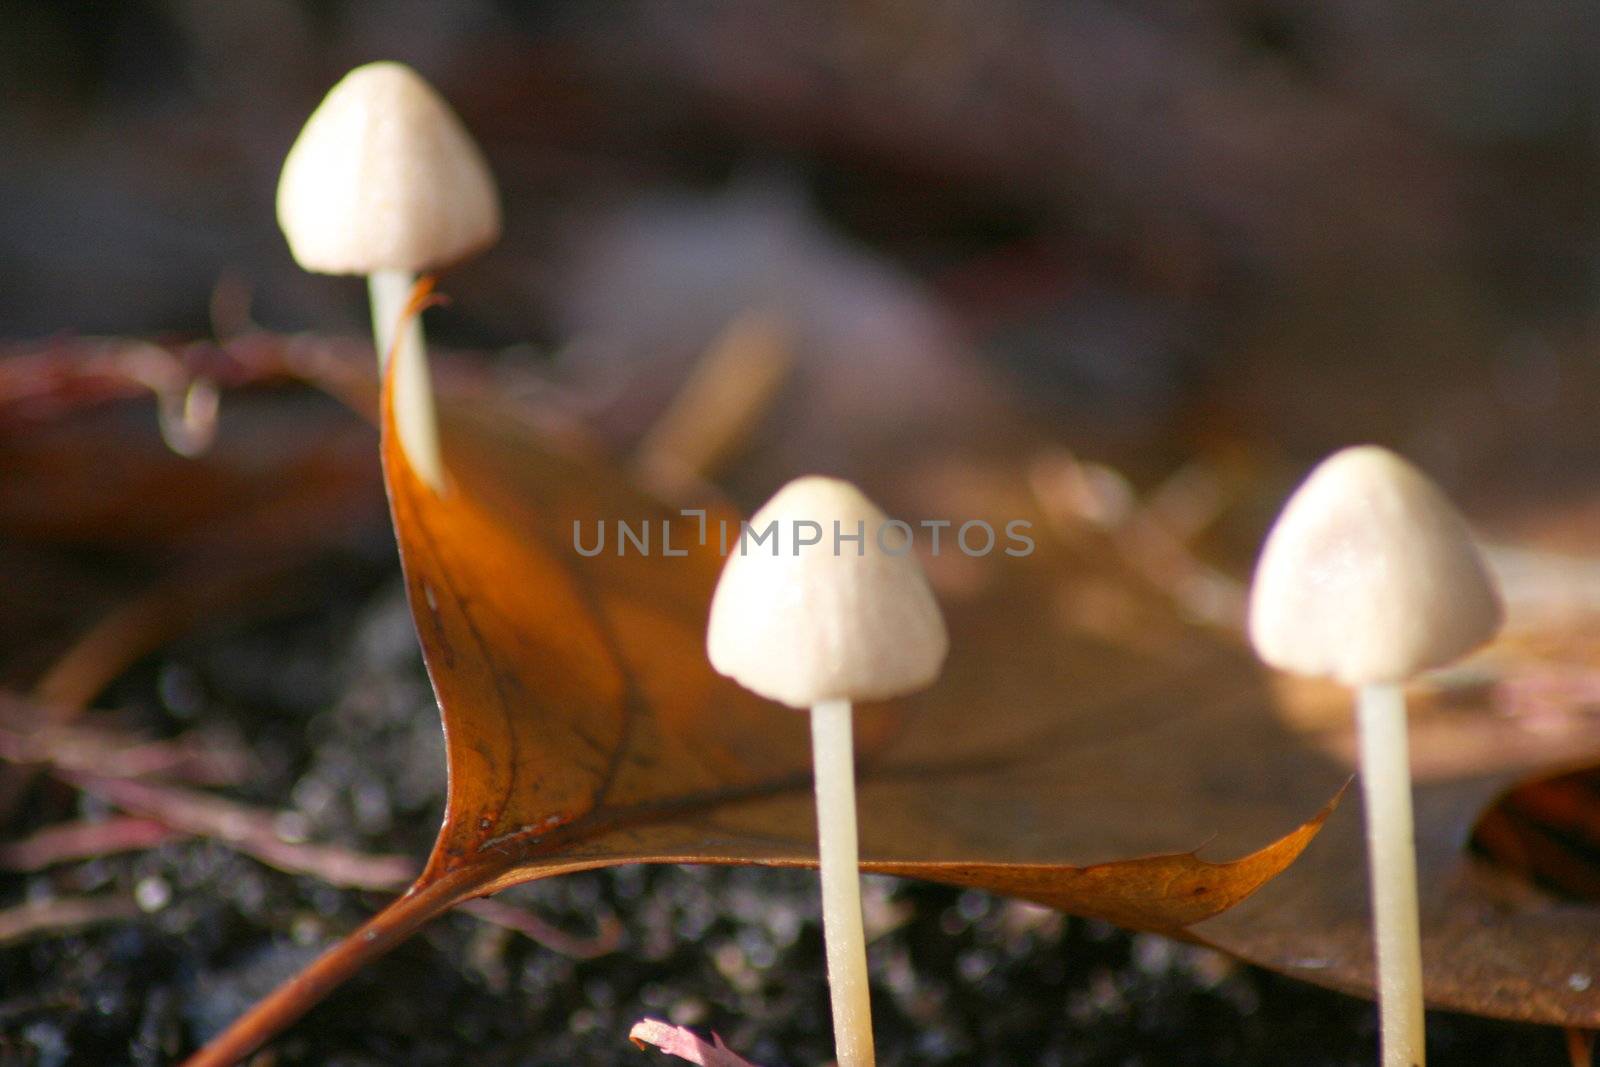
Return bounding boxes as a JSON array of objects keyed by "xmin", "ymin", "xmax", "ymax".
[
  {"xmin": 707, "ymin": 476, "xmax": 949, "ymax": 708},
  {"xmin": 1248, "ymin": 445, "xmax": 1503, "ymax": 686},
  {"xmin": 276, "ymin": 61, "xmax": 501, "ymax": 275}
]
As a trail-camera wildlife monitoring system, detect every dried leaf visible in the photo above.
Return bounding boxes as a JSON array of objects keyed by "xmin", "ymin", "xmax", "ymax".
[
  {"xmin": 1196, "ymin": 621, "xmax": 1600, "ymax": 1027},
  {"xmin": 1473, "ymin": 765, "xmax": 1600, "ymax": 900},
  {"xmin": 391, "ymin": 377, "xmax": 1334, "ymax": 913},
  {"xmin": 183, "ymin": 352, "xmax": 1337, "ymax": 1065}
]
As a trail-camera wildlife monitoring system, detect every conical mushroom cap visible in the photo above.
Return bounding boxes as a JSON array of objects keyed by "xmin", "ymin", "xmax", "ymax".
[
  {"xmin": 276, "ymin": 62, "xmax": 501, "ymax": 275},
  {"xmin": 707, "ymin": 476, "xmax": 949, "ymax": 708},
  {"xmin": 1248, "ymin": 445, "xmax": 1503, "ymax": 686}
]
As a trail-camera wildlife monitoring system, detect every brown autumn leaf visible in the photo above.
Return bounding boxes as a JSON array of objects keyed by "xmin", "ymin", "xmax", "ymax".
[
  {"xmin": 183, "ymin": 345, "xmax": 1339, "ymax": 1065},
  {"xmin": 1195, "ymin": 619, "xmax": 1600, "ymax": 1028},
  {"xmin": 389, "ymin": 383, "xmax": 1337, "ymax": 918},
  {"xmin": 1475, "ymin": 764, "xmax": 1600, "ymax": 901}
]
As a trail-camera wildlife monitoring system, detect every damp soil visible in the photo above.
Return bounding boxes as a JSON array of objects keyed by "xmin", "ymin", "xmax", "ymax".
[{"xmin": 0, "ymin": 565, "xmax": 1567, "ymax": 1066}]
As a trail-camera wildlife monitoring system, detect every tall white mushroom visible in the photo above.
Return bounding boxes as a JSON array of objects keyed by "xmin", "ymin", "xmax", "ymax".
[
  {"xmin": 707, "ymin": 476, "xmax": 948, "ymax": 1067},
  {"xmin": 276, "ymin": 61, "xmax": 501, "ymax": 491},
  {"xmin": 1248, "ymin": 445, "xmax": 1502, "ymax": 1067}
]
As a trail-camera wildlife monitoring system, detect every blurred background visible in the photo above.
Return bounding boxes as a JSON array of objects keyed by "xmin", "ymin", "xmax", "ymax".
[
  {"xmin": 4, "ymin": 5, "xmax": 1600, "ymax": 1063},
  {"xmin": 4, "ymin": 0, "xmax": 1597, "ymax": 482}
]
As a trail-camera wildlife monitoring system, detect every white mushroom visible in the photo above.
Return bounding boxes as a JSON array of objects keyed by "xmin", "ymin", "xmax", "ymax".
[
  {"xmin": 1248, "ymin": 445, "xmax": 1502, "ymax": 1067},
  {"xmin": 276, "ymin": 61, "xmax": 501, "ymax": 490},
  {"xmin": 708, "ymin": 476, "xmax": 948, "ymax": 1067}
]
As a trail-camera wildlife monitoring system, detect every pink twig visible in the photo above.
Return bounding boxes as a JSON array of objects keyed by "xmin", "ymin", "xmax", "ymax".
[
  {"xmin": 52, "ymin": 771, "xmax": 619, "ymax": 960},
  {"xmin": 457, "ymin": 897, "xmax": 623, "ymax": 960},
  {"xmin": 0, "ymin": 894, "xmax": 139, "ymax": 944},
  {"xmin": 64, "ymin": 772, "xmax": 414, "ymax": 891},
  {"xmin": 0, "ymin": 709, "xmax": 251, "ymax": 786},
  {"xmin": 0, "ymin": 816, "xmax": 181, "ymax": 871},
  {"xmin": 629, "ymin": 1019, "xmax": 762, "ymax": 1066}
]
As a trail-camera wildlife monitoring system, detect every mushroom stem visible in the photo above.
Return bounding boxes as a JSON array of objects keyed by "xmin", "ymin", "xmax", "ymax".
[
  {"xmin": 368, "ymin": 269, "xmax": 418, "ymax": 367},
  {"xmin": 809, "ymin": 697, "xmax": 875, "ymax": 1067},
  {"xmin": 367, "ymin": 268, "xmax": 444, "ymax": 492},
  {"xmin": 1356, "ymin": 681, "xmax": 1426, "ymax": 1067}
]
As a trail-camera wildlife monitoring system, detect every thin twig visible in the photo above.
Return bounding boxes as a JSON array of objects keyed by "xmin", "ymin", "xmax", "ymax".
[
  {"xmin": 64, "ymin": 772, "xmax": 414, "ymax": 892},
  {"xmin": 634, "ymin": 309, "xmax": 792, "ymax": 501},
  {"xmin": 5, "ymin": 691, "xmax": 616, "ymax": 961},
  {"xmin": 1029, "ymin": 449, "xmax": 1246, "ymax": 629},
  {"xmin": 0, "ymin": 705, "xmax": 251, "ymax": 787},
  {"xmin": 52, "ymin": 770, "xmax": 619, "ymax": 961},
  {"xmin": 0, "ymin": 895, "xmax": 139, "ymax": 945},
  {"xmin": 456, "ymin": 897, "xmax": 623, "ymax": 960},
  {"xmin": 0, "ymin": 816, "xmax": 181, "ymax": 871}
]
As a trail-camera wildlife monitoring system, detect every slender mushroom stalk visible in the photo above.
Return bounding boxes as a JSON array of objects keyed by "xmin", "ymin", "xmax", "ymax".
[
  {"xmin": 1355, "ymin": 679, "xmax": 1423, "ymax": 1064},
  {"xmin": 1248, "ymin": 446, "xmax": 1503, "ymax": 1067},
  {"xmin": 706, "ymin": 476, "xmax": 949, "ymax": 1067},
  {"xmin": 276, "ymin": 61, "xmax": 501, "ymax": 491},
  {"xmin": 809, "ymin": 695, "xmax": 872, "ymax": 1061}
]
